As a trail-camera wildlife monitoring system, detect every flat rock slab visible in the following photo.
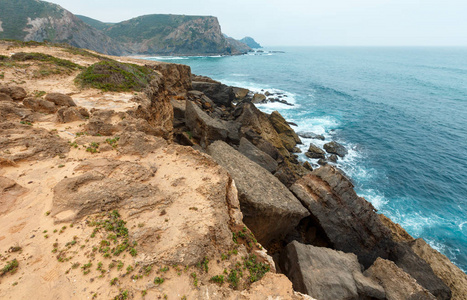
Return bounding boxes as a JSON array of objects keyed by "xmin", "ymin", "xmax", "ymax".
[{"xmin": 208, "ymin": 140, "xmax": 309, "ymax": 247}]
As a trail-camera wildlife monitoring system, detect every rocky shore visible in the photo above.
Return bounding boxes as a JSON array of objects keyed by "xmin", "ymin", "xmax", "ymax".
[{"xmin": 0, "ymin": 40, "xmax": 466, "ymax": 299}]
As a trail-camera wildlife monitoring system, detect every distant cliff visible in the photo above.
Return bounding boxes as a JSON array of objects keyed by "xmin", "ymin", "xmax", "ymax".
[
  {"xmin": 240, "ymin": 36, "xmax": 262, "ymax": 48},
  {"xmin": 0, "ymin": 0, "xmax": 254, "ymax": 56},
  {"xmin": 0, "ymin": 0, "xmax": 125, "ymax": 55}
]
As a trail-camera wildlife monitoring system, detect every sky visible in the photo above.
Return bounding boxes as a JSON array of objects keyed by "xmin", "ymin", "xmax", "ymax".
[{"xmin": 44, "ymin": 0, "xmax": 467, "ymax": 46}]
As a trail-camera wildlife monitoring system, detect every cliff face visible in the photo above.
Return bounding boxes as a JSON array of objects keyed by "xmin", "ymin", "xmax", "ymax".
[
  {"xmin": 0, "ymin": 0, "xmax": 252, "ymax": 56},
  {"xmin": 0, "ymin": 0, "xmax": 125, "ymax": 55},
  {"xmin": 105, "ymin": 15, "xmax": 243, "ymax": 56}
]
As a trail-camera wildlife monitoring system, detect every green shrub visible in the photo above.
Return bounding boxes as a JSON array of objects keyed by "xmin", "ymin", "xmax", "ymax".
[{"xmin": 75, "ymin": 60, "xmax": 154, "ymax": 92}]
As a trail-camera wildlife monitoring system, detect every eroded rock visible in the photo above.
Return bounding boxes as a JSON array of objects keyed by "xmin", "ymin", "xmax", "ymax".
[
  {"xmin": 323, "ymin": 141, "xmax": 348, "ymax": 158},
  {"xmin": 238, "ymin": 137, "xmax": 278, "ymax": 173},
  {"xmin": 305, "ymin": 143, "xmax": 325, "ymax": 159},
  {"xmin": 45, "ymin": 92, "xmax": 76, "ymax": 107},
  {"xmin": 269, "ymin": 111, "xmax": 301, "ymax": 152}
]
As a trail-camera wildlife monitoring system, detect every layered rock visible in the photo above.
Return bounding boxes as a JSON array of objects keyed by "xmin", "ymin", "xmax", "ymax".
[
  {"xmin": 305, "ymin": 143, "xmax": 325, "ymax": 159},
  {"xmin": 238, "ymin": 137, "xmax": 278, "ymax": 173},
  {"xmin": 269, "ymin": 111, "xmax": 302, "ymax": 152},
  {"xmin": 207, "ymin": 141, "xmax": 309, "ymax": 247},
  {"xmin": 192, "ymin": 80, "xmax": 235, "ymax": 107},
  {"xmin": 323, "ymin": 141, "xmax": 348, "ymax": 158}
]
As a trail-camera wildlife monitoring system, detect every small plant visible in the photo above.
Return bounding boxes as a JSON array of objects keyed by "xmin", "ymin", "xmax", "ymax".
[
  {"xmin": 129, "ymin": 248, "xmax": 137, "ymax": 257},
  {"xmin": 45, "ymin": 211, "xmax": 51, "ymax": 216},
  {"xmin": 141, "ymin": 290, "xmax": 147, "ymax": 297},
  {"xmin": 191, "ymin": 272, "xmax": 198, "ymax": 287},
  {"xmin": 126, "ymin": 265, "xmax": 134, "ymax": 273},
  {"xmin": 71, "ymin": 262, "xmax": 80, "ymax": 269},
  {"xmin": 117, "ymin": 261, "xmax": 124, "ymax": 270},
  {"xmin": 33, "ymin": 90, "xmax": 46, "ymax": 97},
  {"xmin": 159, "ymin": 266, "xmax": 169, "ymax": 273},
  {"xmin": 227, "ymin": 269, "xmax": 240, "ymax": 288},
  {"xmin": 154, "ymin": 277, "xmax": 164, "ymax": 285},
  {"xmin": 1, "ymin": 259, "xmax": 19, "ymax": 275},
  {"xmin": 210, "ymin": 275, "xmax": 224, "ymax": 285},
  {"xmin": 113, "ymin": 290, "xmax": 129, "ymax": 300},
  {"xmin": 81, "ymin": 262, "xmax": 92, "ymax": 275},
  {"xmin": 20, "ymin": 121, "xmax": 33, "ymax": 126},
  {"xmin": 110, "ymin": 277, "xmax": 118, "ymax": 286},
  {"xmin": 143, "ymin": 265, "xmax": 152, "ymax": 276}
]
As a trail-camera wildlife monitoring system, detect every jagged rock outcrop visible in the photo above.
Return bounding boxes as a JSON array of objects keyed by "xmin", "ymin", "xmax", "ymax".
[
  {"xmin": 409, "ymin": 239, "xmax": 467, "ymax": 300},
  {"xmin": 192, "ymin": 80, "xmax": 235, "ymax": 107},
  {"xmin": 269, "ymin": 111, "xmax": 302, "ymax": 152},
  {"xmin": 236, "ymin": 102, "xmax": 290, "ymax": 157},
  {"xmin": 364, "ymin": 258, "xmax": 436, "ymax": 300},
  {"xmin": 207, "ymin": 141, "xmax": 309, "ymax": 247},
  {"xmin": 281, "ymin": 241, "xmax": 385, "ymax": 300}
]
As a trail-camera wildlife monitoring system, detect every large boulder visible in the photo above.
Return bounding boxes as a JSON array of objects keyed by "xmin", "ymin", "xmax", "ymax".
[
  {"xmin": 207, "ymin": 141, "xmax": 309, "ymax": 247},
  {"xmin": 45, "ymin": 93, "xmax": 76, "ymax": 107},
  {"xmin": 232, "ymin": 87, "xmax": 250, "ymax": 100},
  {"xmin": 236, "ymin": 102, "xmax": 290, "ymax": 157},
  {"xmin": 290, "ymin": 165, "xmax": 451, "ymax": 299},
  {"xmin": 305, "ymin": 143, "xmax": 325, "ymax": 159},
  {"xmin": 0, "ymin": 86, "xmax": 27, "ymax": 101},
  {"xmin": 269, "ymin": 111, "xmax": 302, "ymax": 151},
  {"xmin": 0, "ymin": 92, "xmax": 13, "ymax": 102},
  {"xmin": 252, "ymin": 93, "xmax": 266, "ymax": 103},
  {"xmin": 323, "ymin": 141, "xmax": 348, "ymax": 158},
  {"xmin": 238, "ymin": 137, "xmax": 278, "ymax": 173},
  {"xmin": 281, "ymin": 241, "xmax": 385, "ymax": 300},
  {"xmin": 56, "ymin": 107, "xmax": 89, "ymax": 123},
  {"xmin": 185, "ymin": 101, "xmax": 239, "ymax": 147},
  {"xmin": 192, "ymin": 81, "xmax": 234, "ymax": 107},
  {"xmin": 290, "ymin": 165, "xmax": 395, "ymax": 268},
  {"xmin": 23, "ymin": 97, "xmax": 57, "ymax": 114},
  {"xmin": 364, "ymin": 258, "xmax": 436, "ymax": 300},
  {"xmin": 409, "ymin": 239, "xmax": 467, "ymax": 300}
]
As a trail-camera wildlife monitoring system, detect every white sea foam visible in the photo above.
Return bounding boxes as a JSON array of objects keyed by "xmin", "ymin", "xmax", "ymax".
[{"xmin": 146, "ymin": 56, "xmax": 189, "ymax": 60}]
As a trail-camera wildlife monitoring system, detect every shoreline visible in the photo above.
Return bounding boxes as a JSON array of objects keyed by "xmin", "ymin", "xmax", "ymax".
[{"xmin": 0, "ymin": 41, "xmax": 466, "ymax": 299}]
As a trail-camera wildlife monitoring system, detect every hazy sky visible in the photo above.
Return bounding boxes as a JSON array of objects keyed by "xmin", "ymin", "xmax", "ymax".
[{"xmin": 45, "ymin": 0, "xmax": 467, "ymax": 46}]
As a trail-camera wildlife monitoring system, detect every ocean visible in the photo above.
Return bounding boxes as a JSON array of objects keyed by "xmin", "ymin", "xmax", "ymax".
[{"xmin": 146, "ymin": 47, "xmax": 467, "ymax": 272}]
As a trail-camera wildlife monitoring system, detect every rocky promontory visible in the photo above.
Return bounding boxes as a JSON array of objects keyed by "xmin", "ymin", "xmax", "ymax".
[{"xmin": 0, "ymin": 40, "xmax": 466, "ymax": 300}]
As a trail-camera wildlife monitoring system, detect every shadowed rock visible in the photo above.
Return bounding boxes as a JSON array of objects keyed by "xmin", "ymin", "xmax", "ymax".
[
  {"xmin": 281, "ymin": 241, "xmax": 385, "ymax": 300},
  {"xmin": 192, "ymin": 81, "xmax": 234, "ymax": 107},
  {"xmin": 207, "ymin": 140, "xmax": 309, "ymax": 247},
  {"xmin": 323, "ymin": 141, "xmax": 348, "ymax": 158},
  {"xmin": 305, "ymin": 143, "xmax": 325, "ymax": 159},
  {"xmin": 0, "ymin": 86, "xmax": 27, "ymax": 101},
  {"xmin": 269, "ymin": 111, "xmax": 302, "ymax": 152},
  {"xmin": 23, "ymin": 97, "xmax": 57, "ymax": 114}
]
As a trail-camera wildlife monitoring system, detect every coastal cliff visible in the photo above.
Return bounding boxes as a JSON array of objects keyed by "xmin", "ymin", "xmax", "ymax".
[
  {"xmin": 0, "ymin": 0, "xmax": 252, "ymax": 56},
  {"xmin": 0, "ymin": 41, "xmax": 466, "ymax": 299}
]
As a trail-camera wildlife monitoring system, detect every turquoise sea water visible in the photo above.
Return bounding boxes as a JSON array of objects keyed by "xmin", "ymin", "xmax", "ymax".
[{"xmin": 146, "ymin": 47, "xmax": 467, "ymax": 272}]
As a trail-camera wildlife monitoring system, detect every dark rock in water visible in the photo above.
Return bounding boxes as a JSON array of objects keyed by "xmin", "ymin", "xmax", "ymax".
[
  {"xmin": 269, "ymin": 111, "xmax": 302, "ymax": 152},
  {"xmin": 297, "ymin": 131, "xmax": 325, "ymax": 141},
  {"xmin": 45, "ymin": 93, "xmax": 76, "ymax": 107},
  {"xmin": 364, "ymin": 258, "xmax": 436, "ymax": 300},
  {"xmin": 192, "ymin": 81, "xmax": 235, "ymax": 107},
  {"xmin": 304, "ymin": 143, "xmax": 325, "ymax": 159},
  {"xmin": 324, "ymin": 141, "xmax": 348, "ymax": 158},
  {"xmin": 252, "ymin": 93, "xmax": 266, "ymax": 103},
  {"xmin": 281, "ymin": 241, "xmax": 385, "ymax": 300},
  {"xmin": 238, "ymin": 137, "xmax": 278, "ymax": 173},
  {"xmin": 317, "ymin": 159, "xmax": 327, "ymax": 166},
  {"xmin": 303, "ymin": 161, "xmax": 313, "ymax": 171},
  {"xmin": 207, "ymin": 141, "xmax": 309, "ymax": 247},
  {"xmin": 185, "ymin": 101, "xmax": 239, "ymax": 148},
  {"xmin": 328, "ymin": 154, "xmax": 338, "ymax": 163},
  {"xmin": 265, "ymin": 91, "xmax": 272, "ymax": 96}
]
